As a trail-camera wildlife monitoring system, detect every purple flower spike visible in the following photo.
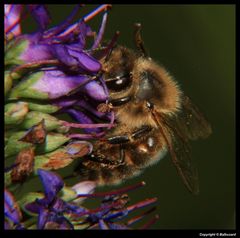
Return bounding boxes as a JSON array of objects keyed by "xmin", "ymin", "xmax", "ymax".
[
  {"xmin": 37, "ymin": 169, "xmax": 64, "ymax": 202},
  {"xmin": 28, "ymin": 5, "xmax": 51, "ymax": 30}
]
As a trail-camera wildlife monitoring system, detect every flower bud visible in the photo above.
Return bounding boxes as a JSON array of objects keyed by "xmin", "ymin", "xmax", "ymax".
[
  {"xmin": 5, "ymin": 131, "xmax": 33, "ymax": 158},
  {"xmin": 27, "ymin": 101, "xmax": 59, "ymax": 114},
  {"xmin": 5, "ymin": 102, "xmax": 29, "ymax": 125},
  {"xmin": 9, "ymin": 71, "xmax": 48, "ymax": 100},
  {"xmin": 5, "ymin": 71, "xmax": 13, "ymax": 96},
  {"xmin": 34, "ymin": 141, "xmax": 92, "ymax": 171},
  {"xmin": 20, "ymin": 111, "xmax": 61, "ymax": 131},
  {"xmin": 36, "ymin": 133, "xmax": 70, "ymax": 154},
  {"xmin": 5, "ymin": 37, "xmax": 29, "ymax": 66},
  {"xmin": 9, "ymin": 69, "xmax": 107, "ymax": 101}
]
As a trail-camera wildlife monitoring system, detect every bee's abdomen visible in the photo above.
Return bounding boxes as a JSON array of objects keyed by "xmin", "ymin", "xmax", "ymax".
[{"xmin": 76, "ymin": 161, "xmax": 139, "ymax": 186}]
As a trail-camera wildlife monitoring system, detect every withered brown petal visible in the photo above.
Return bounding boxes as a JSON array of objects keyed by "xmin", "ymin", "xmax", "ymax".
[
  {"xmin": 11, "ymin": 147, "xmax": 35, "ymax": 183},
  {"xmin": 19, "ymin": 119, "xmax": 47, "ymax": 144}
]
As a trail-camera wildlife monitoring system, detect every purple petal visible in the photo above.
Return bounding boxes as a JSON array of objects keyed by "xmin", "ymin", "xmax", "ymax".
[
  {"xmin": 32, "ymin": 70, "xmax": 91, "ymax": 99},
  {"xmin": 51, "ymin": 44, "xmax": 78, "ymax": 66},
  {"xmin": 51, "ymin": 198, "xmax": 66, "ymax": 212},
  {"xmin": 99, "ymin": 219, "xmax": 109, "ymax": 230},
  {"xmin": 28, "ymin": 5, "xmax": 51, "ymax": 30},
  {"xmin": 81, "ymin": 80, "xmax": 108, "ymax": 101},
  {"xmin": 67, "ymin": 48, "xmax": 101, "ymax": 72},
  {"xmin": 19, "ymin": 34, "xmax": 53, "ymax": 62},
  {"xmin": 66, "ymin": 204, "xmax": 88, "ymax": 216},
  {"xmin": 24, "ymin": 200, "xmax": 42, "ymax": 214},
  {"xmin": 37, "ymin": 169, "xmax": 64, "ymax": 202},
  {"xmin": 4, "ymin": 189, "xmax": 22, "ymax": 224},
  {"xmin": 38, "ymin": 207, "xmax": 49, "ymax": 229},
  {"xmin": 66, "ymin": 141, "xmax": 93, "ymax": 156},
  {"xmin": 4, "ymin": 4, "xmax": 23, "ymax": 36},
  {"xmin": 72, "ymin": 181, "xmax": 96, "ymax": 195}
]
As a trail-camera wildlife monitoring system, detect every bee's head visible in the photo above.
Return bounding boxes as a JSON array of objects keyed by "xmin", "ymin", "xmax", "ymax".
[{"xmin": 132, "ymin": 58, "xmax": 182, "ymax": 115}]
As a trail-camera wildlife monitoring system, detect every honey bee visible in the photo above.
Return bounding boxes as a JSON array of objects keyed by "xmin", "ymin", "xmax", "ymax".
[{"xmin": 74, "ymin": 23, "xmax": 212, "ymax": 194}]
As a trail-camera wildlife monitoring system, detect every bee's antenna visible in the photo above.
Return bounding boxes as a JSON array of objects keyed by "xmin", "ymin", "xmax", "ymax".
[{"xmin": 134, "ymin": 23, "xmax": 149, "ymax": 58}]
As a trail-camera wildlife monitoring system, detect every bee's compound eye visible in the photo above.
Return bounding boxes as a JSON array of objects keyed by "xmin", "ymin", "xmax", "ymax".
[{"xmin": 106, "ymin": 74, "xmax": 131, "ymax": 91}]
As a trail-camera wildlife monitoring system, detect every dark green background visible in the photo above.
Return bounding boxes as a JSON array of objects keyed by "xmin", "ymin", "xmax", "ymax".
[{"xmin": 21, "ymin": 4, "xmax": 235, "ymax": 229}]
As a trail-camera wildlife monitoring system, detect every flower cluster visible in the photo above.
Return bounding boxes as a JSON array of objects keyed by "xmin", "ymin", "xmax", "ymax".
[
  {"xmin": 4, "ymin": 4, "xmax": 159, "ymax": 229},
  {"xmin": 5, "ymin": 169, "xmax": 159, "ymax": 229},
  {"xmin": 5, "ymin": 4, "xmax": 114, "ymax": 185}
]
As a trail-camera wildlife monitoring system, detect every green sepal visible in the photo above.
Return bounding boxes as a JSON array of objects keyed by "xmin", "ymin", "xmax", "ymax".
[
  {"xmin": 55, "ymin": 124, "xmax": 70, "ymax": 134},
  {"xmin": 60, "ymin": 186, "xmax": 78, "ymax": 202},
  {"xmin": 19, "ymin": 111, "xmax": 61, "ymax": 131},
  {"xmin": 5, "ymin": 37, "xmax": 28, "ymax": 66},
  {"xmin": 9, "ymin": 71, "xmax": 49, "ymax": 100},
  {"xmin": 4, "ymin": 171, "xmax": 12, "ymax": 187},
  {"xmin": 27, "ymin": 101, "xmax": 59, "ymax": 114},
  {"xmin": 5, "ymin": 71, "xmax": 13, "ymax": 96},
  {"xmin": 4, "ymin": 131, "xmax": 34, "ymax": 158},
  {"xmin": 5, "ymin": 102, "xmax": 29, "ymax": 125},
  {"xmin": 36, "ymin": 133, "xmax": 70, "ymax": 154}
]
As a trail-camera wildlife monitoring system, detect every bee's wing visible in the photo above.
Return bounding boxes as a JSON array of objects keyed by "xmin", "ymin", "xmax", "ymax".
[
  {"xmin": 151, "ymin": 97, "xmax": 211, "ymax": 195},
  {"xmin": 159, "ymin": 115, "xmax": 199, "ymax": 195},
  {"xmin": 174, "ymin": 95, "xmax": 212, "ymax": 141}
]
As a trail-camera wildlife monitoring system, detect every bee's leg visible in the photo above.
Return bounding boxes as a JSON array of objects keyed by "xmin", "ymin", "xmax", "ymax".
[
  {"xmin": 118, "ymin": 145, "xmax": 125, "ymax": 164},
  {"xmin": 131, "ymin": 125, "xmax": 153, "ymax": 139},
  {"xmin": 107, "ymin": 126, "xmax": 152, "ymax": 145},
  {"xmin": 134, "ymin": 23, "xmax": 149, "ymax": 58},
  {"xmin": 107, "ymin": 135, "xmax": 130, "ymax": 144}
]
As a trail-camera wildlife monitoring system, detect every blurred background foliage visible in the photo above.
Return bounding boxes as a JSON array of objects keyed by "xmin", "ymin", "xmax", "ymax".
[{"xmin": 20, "ymin": 4, "xmax": 235, "ymax": 229}]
